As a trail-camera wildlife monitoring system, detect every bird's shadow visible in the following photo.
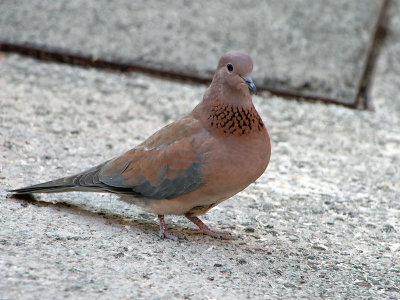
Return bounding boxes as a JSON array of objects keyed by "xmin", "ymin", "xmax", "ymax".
[
  {"xmin": 7, "ymin": 193, "xmax": 241, "ymax": 245},
  {"xmin": 8, "ymin": 193, "xmax": 157, "ymax": 232}
]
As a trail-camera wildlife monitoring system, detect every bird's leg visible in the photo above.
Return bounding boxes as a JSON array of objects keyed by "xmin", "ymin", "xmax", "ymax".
[
  {"xmin": 185, "ymin": 214, "xmax": 237, "ymax": 240},
  {"xmin": 158, "ymin": 215, "xmax": 186, "ymax": 241}
]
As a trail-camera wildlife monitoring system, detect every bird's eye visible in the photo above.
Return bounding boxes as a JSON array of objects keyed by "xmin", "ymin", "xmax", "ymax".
[{"xmin": 227, "ymin": 64, "xmax": 233, "ymax": 72}]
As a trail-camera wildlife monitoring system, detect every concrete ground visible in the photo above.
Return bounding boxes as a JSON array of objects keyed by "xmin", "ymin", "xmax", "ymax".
[{"xmin": 1, "ymin": 1, "xmax": 400, "ymax": 300}]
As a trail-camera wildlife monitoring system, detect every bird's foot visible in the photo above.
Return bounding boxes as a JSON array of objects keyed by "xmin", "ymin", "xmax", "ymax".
[
  {"xmin": 158, "ymin": 215, "xmax": 187, "ymax": 241},
  {"xmin": 185, "ymin": 214, "xmax": 237, "ymax": 240},
  {"xmin": 188, "ymin": 229, "xmax": 237, "ymax": 240},
  {"xmin": 158, "ymin": 230, "xmax": 187, "ymax": 241}
]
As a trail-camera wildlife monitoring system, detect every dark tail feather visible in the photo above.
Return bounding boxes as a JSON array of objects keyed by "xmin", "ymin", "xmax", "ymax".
[
  {"xmin": 9, "ymin": 162, "xmax": 110, "ymax": 195},
  {"xmin": 9, "ymin": 177, "xmax": 77, "ymax": 194}
]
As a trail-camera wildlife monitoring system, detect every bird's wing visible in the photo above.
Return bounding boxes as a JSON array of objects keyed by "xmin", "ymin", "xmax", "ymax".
[{"xmin": 98, "ymin": 115, "xmax": 207, "ymax": 199}]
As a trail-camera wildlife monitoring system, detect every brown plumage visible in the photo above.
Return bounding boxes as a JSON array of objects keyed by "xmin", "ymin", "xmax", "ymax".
[{"xmin": 10, "ymin": 51, "xmax": 271, "ymax": 240}]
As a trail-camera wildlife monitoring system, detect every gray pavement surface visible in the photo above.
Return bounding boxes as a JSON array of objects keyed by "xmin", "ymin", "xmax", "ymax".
[
  {"xmin": 1, "ymin": 1, "xmax": 400, "ymax": 299},
  {"xmin": 0, "ymin": 0, "xmax": 383, "ymax": 105}
]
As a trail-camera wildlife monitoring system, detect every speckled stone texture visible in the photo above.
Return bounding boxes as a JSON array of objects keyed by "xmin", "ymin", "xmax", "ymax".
[
  {"xmin": 0, "ymin": 0, "xmax": 383, "ymax": 105},
  {"xmin": 1, "ymin": 1, "xmax": 400, "ymax": 298}
]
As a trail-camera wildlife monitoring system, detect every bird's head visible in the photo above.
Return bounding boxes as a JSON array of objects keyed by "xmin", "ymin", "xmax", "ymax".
[{"xmin": 214, "ymin": 51, "xmax": 257, "ymax": 98}]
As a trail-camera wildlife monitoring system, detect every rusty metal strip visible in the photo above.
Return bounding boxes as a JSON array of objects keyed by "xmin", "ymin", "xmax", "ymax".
[
  {"xmin": 0, "ymin": 7, "xmax": 389, "ymax": 112},
  {"xmin": 260, "ymin": 87, "xmax": 355, "ymax": 108},
  {"xmin": 0, "ymin": 42, "xmax": 212, "ymax": 83},
  {"xmin": 354, "ymin": 0, "xmax": 390, "ymax": 110},
  {"xmin": 0, "ymin": 42, "xmax": 355, "ymax": 108}
]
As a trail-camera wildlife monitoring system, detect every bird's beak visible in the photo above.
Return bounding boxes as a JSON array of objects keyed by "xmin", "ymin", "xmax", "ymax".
[{"xmin": 241, "ymin": 76, "xmax": 257, "ymax": 95}]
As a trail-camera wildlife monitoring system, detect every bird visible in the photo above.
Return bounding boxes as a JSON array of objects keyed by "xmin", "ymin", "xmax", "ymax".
[{"xmin": 9, "ymin": 51, "xmax": 271, "ymax": 240}]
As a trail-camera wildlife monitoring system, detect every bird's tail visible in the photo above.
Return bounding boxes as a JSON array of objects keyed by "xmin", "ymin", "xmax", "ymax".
[
  {"xmin": 9, "ymin": 176, "xmax": 78, "ymax": 194},
  {"xmin": 9, "ymin": 162, "xmax": 110, "ymax": 195}
]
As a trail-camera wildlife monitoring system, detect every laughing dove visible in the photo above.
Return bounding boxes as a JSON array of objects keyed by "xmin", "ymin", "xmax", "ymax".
[{"xmin": 10, "ymin": 51, "xmax": 271, "ymax": 240}]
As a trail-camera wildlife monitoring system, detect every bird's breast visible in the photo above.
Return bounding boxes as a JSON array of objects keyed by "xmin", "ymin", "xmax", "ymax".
[{"xmin": 200, "ymin": 128, "xmax": 270, "ymax": 201}]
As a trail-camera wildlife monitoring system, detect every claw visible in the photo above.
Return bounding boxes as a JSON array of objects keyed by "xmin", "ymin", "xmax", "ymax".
[
  {"xmin": 188, "ymin": 229, "xmax": 237, "ymax": 240},
  {"xmin": 159, "ymin": 230, "xmax": 186, "ymax": 241},
  {"xmin": 185, "ymin": 214, "xmax": 237, "ymax": 240}
]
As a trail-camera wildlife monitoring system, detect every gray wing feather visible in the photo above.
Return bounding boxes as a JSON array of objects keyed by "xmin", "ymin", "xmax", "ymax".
[{"xmin": 99, "ymin": 160, "xmax": 203, "ymax": 199}]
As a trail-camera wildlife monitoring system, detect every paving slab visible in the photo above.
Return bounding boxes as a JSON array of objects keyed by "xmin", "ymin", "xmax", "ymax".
[
  {"xmin": 1, "ymin": 10, "xmax": 400, "ymax": 296},
  {"xmin": 0, "ymin": 0, "xmax": 383, "ymax": 105}
]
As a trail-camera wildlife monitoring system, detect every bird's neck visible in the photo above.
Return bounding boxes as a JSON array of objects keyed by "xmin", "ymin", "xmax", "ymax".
[{"xmin": 198, "ymin": 98, "xmax": 265, "ymax": 136}]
